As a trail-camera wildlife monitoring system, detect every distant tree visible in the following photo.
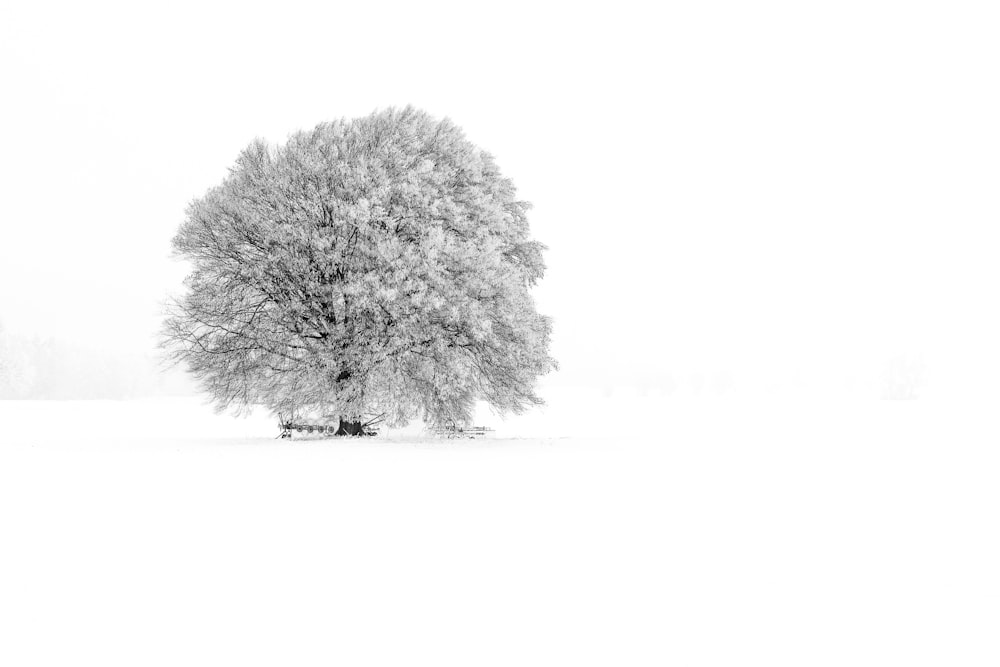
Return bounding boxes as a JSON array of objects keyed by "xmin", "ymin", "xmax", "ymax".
[
  {"xmin": 0, "ymin": 328, "xmax": 32, "ymax": 399},
  {"xmin": 0, "ymin": 322, "xmax": 11, "ymax": 396},
  {"xmin": 163, "ymin": 107, "xmax": 556, "ymax": 433},
  {"xmin": 881, "ymin": 355, "xmax": 923, "ymax": 400}
]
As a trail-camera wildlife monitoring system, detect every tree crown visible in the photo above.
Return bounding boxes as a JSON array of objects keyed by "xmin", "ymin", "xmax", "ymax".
[{"xmin": 164, "ymin": 107, "xmax": 555, "ymax": 427}]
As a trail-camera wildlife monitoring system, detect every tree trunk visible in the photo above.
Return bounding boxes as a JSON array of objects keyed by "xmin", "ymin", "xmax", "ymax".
[{"xmin": 334, "ymin": 417, "xmax": 365, "ymax": 436}]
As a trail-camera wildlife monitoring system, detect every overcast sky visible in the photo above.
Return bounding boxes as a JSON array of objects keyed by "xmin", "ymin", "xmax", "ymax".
[{"xmin": 1, "ymin": 1, "xmax": 998, "ymax": 398}]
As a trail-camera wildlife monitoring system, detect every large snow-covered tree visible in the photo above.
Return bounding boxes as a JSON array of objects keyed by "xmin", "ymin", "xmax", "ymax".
[{"xmin": 163, "ymin": 107, "xmax": 555, "ymax": 433}]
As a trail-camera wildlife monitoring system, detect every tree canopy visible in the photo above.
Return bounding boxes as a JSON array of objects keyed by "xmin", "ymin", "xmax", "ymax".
[{"xmin": 163, "ymin": 107, "xmax": 555, "ymax": 429}]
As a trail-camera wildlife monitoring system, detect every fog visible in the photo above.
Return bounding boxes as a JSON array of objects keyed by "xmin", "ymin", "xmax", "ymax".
[
  {"xmin": 4, "ymin": 5, "xmax": 1000, "ymax": 666},
  {"xmin": 1, "ymin": 1, "xmax": 997, "ymax": 401}
]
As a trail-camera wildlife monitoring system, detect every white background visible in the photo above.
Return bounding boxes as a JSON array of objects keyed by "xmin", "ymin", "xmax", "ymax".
[
  {"xmin": 2, "ymin": 0, "xmax": 998, "ymax": 397},
  {"xmin": 2, "ymin": 1, "xmax": 999, "ymax": 665}
]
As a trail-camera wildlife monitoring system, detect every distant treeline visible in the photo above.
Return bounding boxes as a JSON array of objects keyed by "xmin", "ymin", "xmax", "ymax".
[{"xmin": 0, "ymin": 330, "xmax": 192, "ymax": 400}]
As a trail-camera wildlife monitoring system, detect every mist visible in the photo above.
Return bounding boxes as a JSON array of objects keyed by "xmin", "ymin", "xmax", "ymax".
[{"xmin": 1, "ymin": 2, "xmax": 997, "ymax": 401}]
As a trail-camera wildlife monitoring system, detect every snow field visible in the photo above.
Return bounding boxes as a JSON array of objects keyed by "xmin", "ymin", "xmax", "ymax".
[{"xmin": 1, "ymin": 395, "xmax": 997, "ymax": 666}]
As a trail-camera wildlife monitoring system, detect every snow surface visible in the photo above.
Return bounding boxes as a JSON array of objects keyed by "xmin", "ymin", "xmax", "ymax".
[{"xmin": 1, "ymin": 394, "xmax": 998, "ymax": 666}]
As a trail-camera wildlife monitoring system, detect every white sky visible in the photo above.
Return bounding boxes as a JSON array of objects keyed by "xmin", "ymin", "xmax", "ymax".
[{"xmin": 1, "ymin": 1, "xmax": 998, "ymax": 397}]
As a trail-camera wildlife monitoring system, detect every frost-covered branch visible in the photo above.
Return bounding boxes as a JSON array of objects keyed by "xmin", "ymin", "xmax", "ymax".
[{"xmin": 162, "ymin": 107, "xmax": 556, "ymax": 428}]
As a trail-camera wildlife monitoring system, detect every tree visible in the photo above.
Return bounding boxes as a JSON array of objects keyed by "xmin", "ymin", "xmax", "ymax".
[
  {"xmin": 0, "ymin": 323, "xmax": 31, "ymax": 399},
  {"xmin": 163, "ymin": 107, "xmax": 556, "ymax": 433}
]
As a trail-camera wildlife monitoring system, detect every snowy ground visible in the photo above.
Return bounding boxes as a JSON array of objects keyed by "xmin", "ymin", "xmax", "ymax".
[{"xmin": 1, "ymin": 393, "xmax": 998, "ymax": 666}]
